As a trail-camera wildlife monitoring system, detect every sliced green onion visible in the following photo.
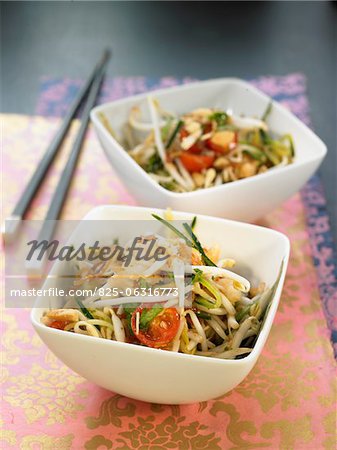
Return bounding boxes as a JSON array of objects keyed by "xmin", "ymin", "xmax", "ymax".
[
  {"xmin": 200, "ymin": 283, "xmax": 222, "ymax": 309},
  {"xmin": 240, "ymin": 144, "xmax": 267, "ymax": 162},
  {"xmin": 195, "ymin": 296, "xmax": 216, "ymax": 310},
  {"xmin": 209, "ymin": 111, "xmax": 229, "ymax": 127},
  {"xmin": 264, "ymin": 147, "xmax": 280, "ymax": 166},
  {"xmin": 259, "ymin": 129, "xmax": 272, "ymax": 145},
  {"xmin": 165, "ymin": 120, "xmax": 183, "ymax": 149},
  {"xmin": 183, "ymin": 223, "xmax": 216, "ymax": 267},
  {"xmin": 152, "ymin": 214, "xmax": 217, "ymax": 267},
  {"xmin": 161, "ymin": 118, "xmax": 174, "ymax": 141},
  {"xmin": 235, "ymin": 303, "xmax": 251, "ymax": 322},
  {"xmin": 270, "ymin": 141, "xmax": 292, "ymax": 158},
  {"xmin": 145, "ymin": 153, "xmax": 164, "ymax": 173},
  {"xmin": 261, "ymin": 101, "xmax": 273, "ymax": 121},
  {"xmin": 193, "ymin": 270, "xmax": 222, "ymax": 309},
  {"xmin": 195, "ymin": 310, "xmax": 211, "ymax": 320},
  {"xmin": 76, "ymin": 299, "xmax": 100, "ymax": 330},
  {"xmin": 191, "ymin": 216, "xmax": 197, "ymax": 231},
  {"xmin": 76, "ymin": 299, "xmax": 94, "ymax": 320},
  {"xmin": 152, "ymin": 214, "xmax": 192, "ymax": 246},
  {"xmin": 236, "ymin": 260, "xmax": 284, "ymax": 322}
]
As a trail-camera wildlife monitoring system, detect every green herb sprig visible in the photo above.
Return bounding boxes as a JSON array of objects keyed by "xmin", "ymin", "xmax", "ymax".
[
  {"xmin": 261, "ymin": 101, "xmax": 273, "ymax": 121},
  {"xmin": 152, "ymin": 214, "xmax": 216, "ymax": 267},
  {"xmin": 139, "ymin": 306, "xmax": 163, "ymax": 329},
  {"xmin": 165, "ymin": 120, "xmax": 183, "ymax": 149},
  {"xmin": 76, "ymin": 299, "xmax": 94, "ymax": 319}
]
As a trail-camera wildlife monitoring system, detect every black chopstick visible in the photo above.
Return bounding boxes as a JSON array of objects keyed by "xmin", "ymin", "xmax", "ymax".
[
  {"xmin": 35, "ymin": 50, "xmax": 111, "ymax": 246},
  {"xmin": 3, "ymin": 49, "xmax": 110, "ymax": 241}
]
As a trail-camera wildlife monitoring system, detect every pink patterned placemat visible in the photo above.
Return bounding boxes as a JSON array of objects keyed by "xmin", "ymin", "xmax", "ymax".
[{"xmin": 1, "ymin": 74, "xmax": 336, "ymax": 449}]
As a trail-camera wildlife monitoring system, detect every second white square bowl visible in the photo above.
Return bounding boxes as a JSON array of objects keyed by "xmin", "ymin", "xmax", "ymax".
[{"xmin": 91, "ymin": 78, "xmax": 326, "ymax": 222}]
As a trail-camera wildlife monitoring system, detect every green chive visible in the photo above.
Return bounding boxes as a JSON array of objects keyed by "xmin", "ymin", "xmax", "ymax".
[
  {"xmin": 152, "ymin": 214, "xmax": 193, "ymax": 246},
  {"xmin": 183, "ymin": 223, "xmax": 216, "ymax": 267},
  {"xmin": 191, "ymin": 216, "xmax": 197, "ymax": 231},
  {"xmin": 76, "ymin": 299, "xmax": 95, "ymax": 320},
  {"xmin": 261, "ymin": 101, "xmax": 273, "ymax": 121},
  {"xmin": 165, "ymin": 120, "xmax": 183, "ymax": 149}
]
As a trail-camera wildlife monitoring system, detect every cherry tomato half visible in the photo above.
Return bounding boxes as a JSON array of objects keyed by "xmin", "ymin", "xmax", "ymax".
[
  {"xmin": 49, "ymin": 320, "xmax": 69, "ymax": 330},
  {"xmin": 179, "ymin": 127, "xmax": 203, "ymax": 153},
  {"xmin": 180, "ymin": 128, "xmax": 189, "ymax": 139},
  {"xmin": 179, "ymin": 153, "xmax": 215, "ymax": 173},
  {"xmin": 131, "ymin": 307, "xmax": 180, "ymax": 348},
  {"xmin": 187, "ymin": 143, "xmax": 204, "ymax": 154},
  {"xmin": 206, "ymin": 139, "xmax": 226, "ymax": 153}
]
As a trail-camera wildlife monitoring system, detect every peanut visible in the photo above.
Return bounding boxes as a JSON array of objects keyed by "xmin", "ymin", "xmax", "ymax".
[
  {"xmin": 214, "ymin": 156, "xmax": 230, "ymax": 169},
  {"xmin": 192, "ymin": 172, "xmax": 205, "ymax": 188},
  {"xmin": 204, "ymin": 168, "xmax": 216, "ymax": 188},
  {"xmin": 238, "ymin": 161, "xmax": 258, "ymax": 179}
]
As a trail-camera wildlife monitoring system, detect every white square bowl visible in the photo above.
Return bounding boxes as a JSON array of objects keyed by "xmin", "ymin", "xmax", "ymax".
[
  {"xmin": 31, "ymin": 205, "xmax": 290, "ymax": 404},
  {"xmin": 90, "ymin": 78, "xmax": 326, "ymax": 222}
]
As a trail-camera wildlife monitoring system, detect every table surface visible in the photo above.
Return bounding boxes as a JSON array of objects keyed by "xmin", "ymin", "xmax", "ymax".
[{"xmin": 1, "ymin": 1, "xmax": 336, "ymax": 241}]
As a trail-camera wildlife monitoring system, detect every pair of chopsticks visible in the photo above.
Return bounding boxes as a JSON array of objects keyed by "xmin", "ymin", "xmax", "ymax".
[{"xmin": 3, "ymin": 49, "xmax": 111, "ymax": 246}]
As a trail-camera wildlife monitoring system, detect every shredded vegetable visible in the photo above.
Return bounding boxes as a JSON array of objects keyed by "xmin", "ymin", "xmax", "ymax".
[
  {"xmin": 101, "ymin": 99, "xmax": 295, "ymax": 192},
  {"xmin": 42, "ymin": 212, "xmax": 283, "ymax": 359}
]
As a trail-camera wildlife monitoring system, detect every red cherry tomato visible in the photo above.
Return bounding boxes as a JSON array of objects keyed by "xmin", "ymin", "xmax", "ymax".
[
  {"xmin": 131, "ymin": 307, "xmax": 180, "ymax": 348},
  {"xmin": 179, "ymin": 153, "xmax": 215, "ymax": 173},
  {"xmin": 187, "ymin": 143, "xmax": 204, "ymax": 154},
  {"xmin": 49, "ymin": 320, "xmax": 69, "ymax": 330},
  {"xmin": 206, "ymin": 139, "xmax": 225, "ymax": 153},
  {"xmin": 180, "ymin": 128, "xmax": 189, "ymax": 139},
  {"xmin": 179, "ymin": 127, "xmax": 203, "ymax": 153}
]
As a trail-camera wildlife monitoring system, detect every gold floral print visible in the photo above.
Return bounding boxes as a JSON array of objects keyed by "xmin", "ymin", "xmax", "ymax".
[
  {"xmin": 20, "ymin": 433, "xmax": 74, "ymax": 450},
  {"xmin": 4, "ymin": 364, "xmax": 87, "ymax": 425},
  {"xmin": 322, "ymin": 411, "xmax": 337, "ymax": 450},
  {"xmin": 84, "ymin": 435, "xmax": 113, "ymax": 450},
  {"xmin": 235, "ymin": 353, "xmax": 316, "ymax": 412},
  {"xmin": 276, "ymin": 265, "xmax": 317, "ymax": 315},
  {"xmin": 278, "ymin": 282, "xmax": 300, "ymax": 312},
  {"xmin": 210, "ymin": 403, "xmax": 317, "ymax": 449},
  {"xmin": 260, "ymin": 415, "xmax": 314, "ymax": 449},
  {"xmin": 299, "ymin": 291, "xmax": 321, "ymax": 315},
  {"xmin": 304, "ymin": 318, "xmax": 335, "ymax": 358},
  {"xmin": 84, "ymin": 401, "xmax": 222, "ymax": 449},
  {"xmin": 209, "ymin": 402, "xmax": 266, "ymax": 448},
  {"xmin": 198, "ymin": 402, "xmax": 209, "ymax": 414},
  {"xmin": 150, "ymin": 404, "xmax": 180, "ymax": 417},
  {"xmin": 115, "ymin": 415, "xmax": 221, "ymax": 450},
  {"xmin": 264, "ymin": 321, "xmax": 294, "ymax": 351},
  {"xmin": 0, "ymin": 428, "xmax": 16, "ymax": 447},
  {"xmin": 85, "ymin": 395, "xmax": 136, "ymax": 429},
  {"xmin": 318, "ymin": 378, "xmax": 337, "ymax": 408},
  {"xmin": 1, "ymin": 311, "xmax": 42, "ymax": 368}
]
